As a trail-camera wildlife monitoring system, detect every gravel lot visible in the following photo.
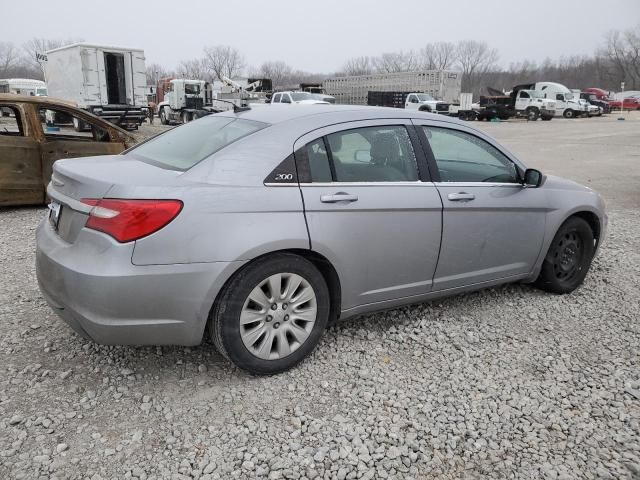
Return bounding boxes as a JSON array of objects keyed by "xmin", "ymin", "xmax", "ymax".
[{"xmin": 1, "ymin": 114, "xmax": 639, "ymax": 479}]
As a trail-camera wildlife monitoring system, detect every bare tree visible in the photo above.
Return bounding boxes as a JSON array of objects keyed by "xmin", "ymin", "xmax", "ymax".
[
  {"xmin": 0, "ymin": 42, "xmax": 21, "ymax": 76},
  {"xmin": 146, "ymin": 62, "xmax": 175, "ymax": 84},
  {"xmin": 203, "ymin": 45, "xmax": 245, "ymax": 81},
  {"xmin": 603, "ymin": 25, "xmax": 640, "ymax": 89},
  {"xmin": 420, "ymin": 42, "xmax": 457, "ymax": 70},
  {"xmin": 253, "ymin": 61, "xmax": 294, "ymax": 88},
  {"xmin": 374, "ymin": 51, "xmax": 419, "ymax": 73},
  {"xmin": 22, "ymin": 37, "xmax": 83, "ymax": 73},
  {"xmin": 176, "ymin": 58, "xmax": 210, "ymax": 82},
  {"xmin": 341, "ymin": 56, "xmax": 375, "ymax": 76},
  {"xmin": 455, "ymin": 40, "xmax": 499, "ymax": 92}
]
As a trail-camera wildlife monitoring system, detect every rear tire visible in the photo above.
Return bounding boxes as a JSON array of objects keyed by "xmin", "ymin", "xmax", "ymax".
[
  {"xmin": 182, "ymin": 111, "xmax": 191, "ymax": 124},
  {"xmin": 209, "ymin": 253, "xmax": 330, "ymax": 375},
  {"xmin": 534, "ymin": 217, "xmax": 595, "ymax": 294}
]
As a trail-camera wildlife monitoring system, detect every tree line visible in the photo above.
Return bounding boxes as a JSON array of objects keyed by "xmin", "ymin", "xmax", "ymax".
[{"xmin": 2, "ymin": 25, "xmax": 639, "ymax": 99}]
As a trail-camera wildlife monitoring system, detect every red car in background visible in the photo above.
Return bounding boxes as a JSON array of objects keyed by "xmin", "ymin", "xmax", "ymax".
[{"xmin": 608, "ymin": 96, "xmax": 640, "ymax": 111}]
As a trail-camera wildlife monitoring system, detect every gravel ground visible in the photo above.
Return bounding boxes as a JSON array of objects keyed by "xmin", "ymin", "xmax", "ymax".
[{"xmin": 1, "ymin": 116, "xmax": 639, "ymax": 479}]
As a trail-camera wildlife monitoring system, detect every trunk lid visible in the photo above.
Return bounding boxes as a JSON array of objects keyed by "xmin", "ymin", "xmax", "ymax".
[{"xmin": 47, "ymin": 155, "xmax": 182, "ymax": 243}]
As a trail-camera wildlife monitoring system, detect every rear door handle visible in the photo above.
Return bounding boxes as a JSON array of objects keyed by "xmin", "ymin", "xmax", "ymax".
[
  {"xmin": 447, "ymin": 192, "xmax": 475, "ymax": 202},
  {"xmin": 320, "ymin": 193, "xmax": 359, "ymax": 203}
]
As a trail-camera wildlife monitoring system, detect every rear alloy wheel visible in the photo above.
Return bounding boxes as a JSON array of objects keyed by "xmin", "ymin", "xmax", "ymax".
[
  {"xmin": 210, "ymin": 253, "xmax": 330, "ymax": 374},
  {"xmin": 534, "ymin": 217, "xmax": 595, "ymax": 294}
]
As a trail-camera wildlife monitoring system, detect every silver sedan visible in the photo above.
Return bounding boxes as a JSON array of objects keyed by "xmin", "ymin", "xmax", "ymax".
[{"xmin": 36, "ymin": 106, "xmax": 607, "ymax": 374}]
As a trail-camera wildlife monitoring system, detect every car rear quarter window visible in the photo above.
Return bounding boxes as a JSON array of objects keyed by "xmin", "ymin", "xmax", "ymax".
[{"xmin": 128, "ymin": 116, "xmax": 267, "ymax": 170}]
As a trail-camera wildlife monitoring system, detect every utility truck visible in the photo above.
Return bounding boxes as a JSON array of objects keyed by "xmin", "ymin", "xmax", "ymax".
[
  {"xmin": 157, "ymin": 77, "xmax": 270, "ymax": 125},
  {"xmin": 323, "ymin": 70, "xmax": 462, "ymax": 105},
  {"xmin": 43, "ymin": 43, "xmax": 148, "ymax": 129},
  {"xmin": 367, "ymin": 91, "xmax": 450, "ymax": 113},
  {"xmin": 477, "ymin": 85, "xmax": 556, "ymax": 121}
]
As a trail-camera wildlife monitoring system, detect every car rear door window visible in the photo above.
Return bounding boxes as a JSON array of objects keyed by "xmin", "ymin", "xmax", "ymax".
[
  {"xmin": 424, "ymin": 126, "xmax": 519, "ymax": 183},
  {"xmin": 325, "ymin": 126, "xmax": 418, "ymax": 182}
]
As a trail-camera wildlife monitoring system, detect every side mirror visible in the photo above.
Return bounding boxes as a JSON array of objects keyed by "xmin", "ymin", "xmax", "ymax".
[{"xmin": 523, "ymin": 168, "xmax": 543, "ymax": 188}]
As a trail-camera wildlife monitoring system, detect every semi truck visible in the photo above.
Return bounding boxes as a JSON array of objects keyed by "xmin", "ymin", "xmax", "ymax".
[
  {"xmin": 43, "ymin": 43, "xmax": 148, "ymax": 129},
  {"xmin": 531, "ymin": 82, "xmax": 585, "ymax": 118},
  {"xmin": 367, "ymin": 91, "xmax": 450, "ymax": 113},
  {"xmin": 323, "ymin": 70, "xmax": 462, "ymax": 105}
]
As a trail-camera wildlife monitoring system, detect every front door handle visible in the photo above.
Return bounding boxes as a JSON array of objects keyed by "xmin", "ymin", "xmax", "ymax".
[
  {"xmin": 447, "ymin": 192, "xmax": 475, "ymax": 202},
  {"xmin": 320, "ymin": 193, "xmax": 359, "ymax": 203}
]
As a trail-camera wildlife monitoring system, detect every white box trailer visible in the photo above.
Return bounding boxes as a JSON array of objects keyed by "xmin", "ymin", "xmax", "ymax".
[
  {"xmin": 323, "ymin": 70, "xmax": 462, "ymax": 105},
  {"xmin": 43, "ymin": 43, "xmax": 148, "ymax": 129}
]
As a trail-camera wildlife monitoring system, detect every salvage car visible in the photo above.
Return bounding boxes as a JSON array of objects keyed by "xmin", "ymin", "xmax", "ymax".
[
  {"xmin": 36, "ymin": 106, "xmax": 606, "ymax": 374},
  {"xmin": 0, "ymin": 94, "xmax": 136, "ymax": 207}
]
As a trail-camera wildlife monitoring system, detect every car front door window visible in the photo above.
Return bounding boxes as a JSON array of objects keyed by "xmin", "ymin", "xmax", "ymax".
[{"xmin": 424, "ymin": 127, "xmax": 519, "ymax": 183}]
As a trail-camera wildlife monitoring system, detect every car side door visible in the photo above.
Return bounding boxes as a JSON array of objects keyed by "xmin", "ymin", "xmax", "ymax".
[
  {"xmin": 35, "ymin": 105, "xmax": 127, "ymax": 185},
  {"xmin": 293, "ymin": 119, "xmax": 443, "ymax": 311},
  {"xmin": 0, "ymin": 103, "xmax": 44, "ymax": 206},
  {"xmin": 413, "ymin": 120, "xmax": 549, "ymax": 291}
]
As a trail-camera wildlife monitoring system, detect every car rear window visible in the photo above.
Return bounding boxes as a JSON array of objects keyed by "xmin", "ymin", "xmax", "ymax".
[{"xmin": 128, "ymin": 116, "xmax": 267, "ymax": 170}]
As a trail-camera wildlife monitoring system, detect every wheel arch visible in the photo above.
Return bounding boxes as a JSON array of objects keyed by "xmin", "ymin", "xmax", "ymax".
[
  {"xmin": 570, "ymin": 210, "xmax": 601, "ymax": 245},
  {"xmin": 203, "ymin": 248, "xmax": 342, "ymax": 342}
]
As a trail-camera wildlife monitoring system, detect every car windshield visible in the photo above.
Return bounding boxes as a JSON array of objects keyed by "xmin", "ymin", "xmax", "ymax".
[
  {"xmin": 291, "ymin": 92, "xmax": 313, "ymax": 101},
  {"xmin": 565, "ymin": 93, "xmax": 574, "ymax": 100},
  {"xmin": 127, "ymin": 116, "xmax": 267, "ymax": 171},
  {"xmin": 529, "ymin": 90, "xmax": 543, "ymax": 98},
  {"xmin": 416, "ymin": 94, "xmax": 435, "ymax": 101}
]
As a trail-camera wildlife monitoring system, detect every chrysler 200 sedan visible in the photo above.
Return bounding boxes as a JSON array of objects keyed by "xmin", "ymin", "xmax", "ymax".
[{"xmin": 36, "ymin": 106, "xmax": 606, "ymax": 374}]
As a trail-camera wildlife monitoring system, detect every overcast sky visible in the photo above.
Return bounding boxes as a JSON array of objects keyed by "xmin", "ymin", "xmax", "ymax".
[{"xmin": 3, "ymin": 0, "xmax": 639, "ymax": 73}]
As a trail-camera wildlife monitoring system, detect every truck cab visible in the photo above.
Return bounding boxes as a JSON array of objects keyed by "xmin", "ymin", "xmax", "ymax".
[
  {"xmin": 405, "ymin": 93, "xmax": 449, "ymax": 113},
  {"xmin": 534, "ymin": 82, "xmax": 584, "ymax": 118},
  {"xmin": 512, "ymin": 89, "xmax": 556, "ymax": 120},
  {"xmin": 157, "ymin": 79, "xmax": 211, "ymax": 124}
]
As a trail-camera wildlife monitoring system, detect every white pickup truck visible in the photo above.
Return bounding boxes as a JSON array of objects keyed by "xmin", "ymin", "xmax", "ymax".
[{"xmin": 404, "ymin": 93, "xmax": 450, "ymax": 113}]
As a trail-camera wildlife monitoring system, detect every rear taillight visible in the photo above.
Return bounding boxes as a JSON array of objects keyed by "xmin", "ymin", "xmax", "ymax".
[{"xmin": 81, "ymin": 199, "xmax": 183, "ymax": 243}]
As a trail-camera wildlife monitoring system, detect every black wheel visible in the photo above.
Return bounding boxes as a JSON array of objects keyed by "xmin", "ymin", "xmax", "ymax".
[
  {"xmin": 534, "ymin": 217, "xmax": 595, "ymax": 294},
  {"xmin": 541, "ymin": 115, "xmax": 553, "ymax": 121},
  {"xmin": 209, "ymin": 253, "xmax": 330, "ymax": 375},
  {"xmin": 419, "ymin": 105, "xmax": 431, "ymax": 112},
  {"xmin": 159, "ymin": 108, "xmax": 168, "ymax": 125},
  {"xmin": 563, "ymin": 109, "xmax": 575, "ymax": 119},
  {"xmin": 527, "ymin": 108, "xmax": 539, "ymax": 121},
  {"xmin": 182, "ymin": 111, "xmax": 191, "ymax": 124}
]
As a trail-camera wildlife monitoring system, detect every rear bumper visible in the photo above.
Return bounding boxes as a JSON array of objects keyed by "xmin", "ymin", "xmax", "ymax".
[{"xmin": 35, "ymin": 216, "xmax": 243, "ymax": 346}]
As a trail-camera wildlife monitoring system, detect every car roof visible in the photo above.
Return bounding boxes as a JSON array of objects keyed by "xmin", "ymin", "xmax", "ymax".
[
  {"xmin": 0, "ymin": 93, "xmax": 78, "ymax": 108},
  {"xmin": 219, "ymin": 104, "xmax": 462, "ymax": 128}
]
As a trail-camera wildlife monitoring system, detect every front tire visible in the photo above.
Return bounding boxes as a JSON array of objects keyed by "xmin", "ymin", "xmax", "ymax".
[
  {"xmin": 563, "ymin": 109, "xmax": 575, "ymax": 119},
  {"xmin": 159, "ymin": 108, "xmax": 168, "ymax": 125},
  {"xmin": 526, "ymin": 108, "xmax": 539, "ymax": 121},
  {"xmin": 534, "ymin": 217, "xmax": 595, "ymax": 294},
  {"xmin": 209, "ymin": 253, "xmax": 330, "ymax": 374}
]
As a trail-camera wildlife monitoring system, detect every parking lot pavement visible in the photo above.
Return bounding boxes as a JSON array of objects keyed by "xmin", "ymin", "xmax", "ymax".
[{"xmin": 1, "ymin": 115, "xmax": 639, "ymax": 479}]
